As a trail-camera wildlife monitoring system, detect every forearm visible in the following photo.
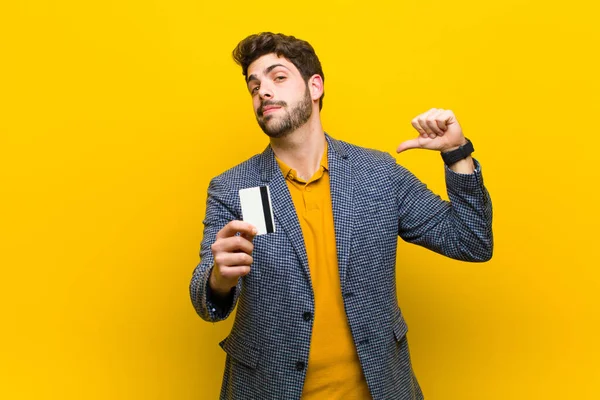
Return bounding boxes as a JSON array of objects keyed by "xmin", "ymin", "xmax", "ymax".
[
  {"xmin": 209, "ymin": 266, "xmax": 239, "ymax": 297},
  {"xmin": 444, "ymin": 163, "xmax": 493, "ymax": 261},
  {"xmin": 448, "ymin": 155, "xmax": 475, "ymax": 174},
  {"xmin": 395, "ymin": 158, "xmax": 493, "ymax": 261},
  {"xmin": 190, "ymin": 262, "xmax": 240, "ymax": 322},
  {"xmin": 189, "ymin": 177, "xmax": 243, "ymax": 322}
]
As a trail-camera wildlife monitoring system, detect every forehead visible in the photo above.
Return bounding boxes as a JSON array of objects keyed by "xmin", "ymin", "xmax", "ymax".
[{"xmin": 247, "ymin": 53, "xmax": 299, "ymax": 77}]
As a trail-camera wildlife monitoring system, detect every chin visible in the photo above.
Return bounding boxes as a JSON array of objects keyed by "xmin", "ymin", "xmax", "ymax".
[{"xmin": 263, "ymin": 123, "xmax": 291, "ymax": 139}]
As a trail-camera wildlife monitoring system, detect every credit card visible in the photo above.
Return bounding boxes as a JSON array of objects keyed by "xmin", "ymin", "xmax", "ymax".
[{"xmin": 239, "ymin": 186, "xmax": 275, "ymax": 235}]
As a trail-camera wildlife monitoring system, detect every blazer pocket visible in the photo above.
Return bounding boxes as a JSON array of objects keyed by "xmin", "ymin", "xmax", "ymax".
[
  {"xmin": 393, "ymin": 309, "xmax": 409, "ymax": 342},
  {"xmin": 220, "ymin": 333, "xmax": 261, "ymax": 369}
]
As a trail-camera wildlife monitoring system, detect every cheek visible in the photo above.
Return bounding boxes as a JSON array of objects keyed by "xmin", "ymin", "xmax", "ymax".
[{"xmin": 252, "ymin": 98, "xmax": 260, "ymax": 114}]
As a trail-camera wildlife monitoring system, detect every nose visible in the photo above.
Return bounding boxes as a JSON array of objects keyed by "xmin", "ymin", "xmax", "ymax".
[{"xmin": 258, "ymin": 84, "xmax": 273, "ymax": 100}]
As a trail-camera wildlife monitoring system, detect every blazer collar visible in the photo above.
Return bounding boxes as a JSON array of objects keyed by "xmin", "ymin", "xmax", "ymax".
[
  {"xmin": 259, "ymin": 133, "xmax": 347, "ymax": 183},
  {"xmin": 257, "ymin": 132, "xmax": 354, "ymax": 293}
]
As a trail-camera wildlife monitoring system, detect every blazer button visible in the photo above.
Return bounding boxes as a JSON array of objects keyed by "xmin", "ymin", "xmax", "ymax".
[
  {"xmin": 295, "ymin": 361, "xmax": 305, "ymax": 371},
  {"xmin": 303, "ymin": 312, "xmax": 312, "ymax": 321}
]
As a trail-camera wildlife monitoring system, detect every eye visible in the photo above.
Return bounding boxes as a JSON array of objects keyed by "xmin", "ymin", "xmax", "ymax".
[
  {"xmin": 251, "ymin": 85, "xmax": 260, "ymax": 94},
  {"xmin": 275, "ymin": 76, "xmax": 286, "ymax": 82}
]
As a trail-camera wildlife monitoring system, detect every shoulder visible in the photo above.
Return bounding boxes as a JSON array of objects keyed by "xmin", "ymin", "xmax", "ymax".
[
  {"xmin": 330, "ymin": 137, "xmax": 397, "ymax": 170},
  {"xmin": 328, "ymin": 136, "xmax": 417, "ymax": 190},
  {"xmin": 209, "ymin": 153, "xmax": 264, "ymax": 194}
]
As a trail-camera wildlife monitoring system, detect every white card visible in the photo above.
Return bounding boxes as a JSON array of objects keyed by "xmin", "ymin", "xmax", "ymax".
[{"xmin": 239, "ymin": 186, "xmax": 275, "ymax": 235}]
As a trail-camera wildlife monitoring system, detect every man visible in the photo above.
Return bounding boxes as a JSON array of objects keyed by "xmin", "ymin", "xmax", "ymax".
[{"xmin": 189, "ymin": 32, "xmax": 493, "ymax": 400}]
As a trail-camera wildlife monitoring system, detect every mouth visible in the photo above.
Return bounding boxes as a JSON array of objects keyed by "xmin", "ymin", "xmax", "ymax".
[{"xmin": 261, "ymin": 106, "xmax": 282, "ymax": 116}]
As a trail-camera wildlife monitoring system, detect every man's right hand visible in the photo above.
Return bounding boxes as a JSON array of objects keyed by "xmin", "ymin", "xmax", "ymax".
[{"xmin": 209, "ymin": 221, "xmax": 257, "ymax": 297}]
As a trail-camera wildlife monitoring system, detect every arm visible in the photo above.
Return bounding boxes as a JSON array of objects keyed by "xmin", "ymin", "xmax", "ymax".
[
  {"xmin": 394, "ymin": 108, "xmax": 493, "ymax": 261},
  {"xmin": 392, "ymin": 156, "xmax": 493, "ymax": 261},
  {"xmin": 189, "ymin": 177, "xmax": 256, "ymax": 322}
]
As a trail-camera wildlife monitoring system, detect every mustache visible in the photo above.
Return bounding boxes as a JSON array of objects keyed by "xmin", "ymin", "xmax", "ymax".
[{"xmin": 258, "ymin": 101, "xmax": 287, "ymax": 117}]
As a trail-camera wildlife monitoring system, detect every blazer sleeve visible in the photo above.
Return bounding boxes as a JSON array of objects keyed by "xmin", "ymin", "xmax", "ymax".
[
  {"xmin": 391, "ymin": 156, "xmax": 493, "ymax": 262},
  {"xmin": 189, "ymin": 176, "xmax": 243, "ymax": 322}
]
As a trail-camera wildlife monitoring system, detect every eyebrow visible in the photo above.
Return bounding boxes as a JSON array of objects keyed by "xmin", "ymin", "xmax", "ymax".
[{"xmin": 247, "ymin": 63, "xmax": 290, "ymax": 84}]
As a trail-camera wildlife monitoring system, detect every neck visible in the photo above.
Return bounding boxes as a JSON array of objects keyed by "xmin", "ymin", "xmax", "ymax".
[{"xmin": 270, "ymin": 115, "xmax": 325, "ymax": 181}]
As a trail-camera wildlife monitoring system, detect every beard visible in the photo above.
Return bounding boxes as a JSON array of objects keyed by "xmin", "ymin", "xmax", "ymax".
[{"xmin": 256, "ymin": 86, "xmax": 313, "ymax": 139}]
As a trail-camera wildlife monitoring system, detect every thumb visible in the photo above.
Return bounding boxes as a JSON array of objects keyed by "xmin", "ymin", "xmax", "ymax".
[{"xmin": 396, "ymin": 138, "xmax": 421, "ymax": 153}]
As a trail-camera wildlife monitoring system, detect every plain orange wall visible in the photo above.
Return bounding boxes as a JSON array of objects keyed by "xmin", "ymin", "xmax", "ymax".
[{"xmin": 1, "ymin": 1, "xmax": 599, "ymax": 399}]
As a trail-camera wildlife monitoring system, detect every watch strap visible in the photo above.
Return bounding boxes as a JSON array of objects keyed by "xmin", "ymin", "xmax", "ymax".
[{"xmin": 441, "ymin": 138, "xmax": 474, "ymax": 166}]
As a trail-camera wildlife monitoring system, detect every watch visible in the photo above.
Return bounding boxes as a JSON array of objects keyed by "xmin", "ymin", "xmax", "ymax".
[{"xmin": 441, "ymin": 138, "xmax": 474, "ymax": 166}]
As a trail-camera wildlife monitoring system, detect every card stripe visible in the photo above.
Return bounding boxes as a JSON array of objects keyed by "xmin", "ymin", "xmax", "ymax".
[{"xmin": 259, "ymin": 186, "xmax": 274, "ymax": 234}]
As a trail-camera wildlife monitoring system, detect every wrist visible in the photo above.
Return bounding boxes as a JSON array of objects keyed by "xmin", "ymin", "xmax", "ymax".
[
  {"xmin": 209, "ymin": 267, "xmax": 236, "ymax": 297},
  {"xmin": 442, "ymin": 138, "xmax": 468, "ymax": 153},
  {"xmin": 441, "ymin": 138, "xmax": 474, "ymax": 167},
  {"xmin": 449, "ymin": 156, "xmax": 475, "ymax": 174}
]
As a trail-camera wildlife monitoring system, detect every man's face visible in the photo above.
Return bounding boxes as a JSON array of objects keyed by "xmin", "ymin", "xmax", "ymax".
[{"xmin": 246, "ymin": 53, "xmax": 313, "ymax": 139}]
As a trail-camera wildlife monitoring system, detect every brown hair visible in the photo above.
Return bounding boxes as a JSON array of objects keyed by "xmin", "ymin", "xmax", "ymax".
[{"xmin": 232, "ymin": 32, "xmax": 325, "ymax": 110}]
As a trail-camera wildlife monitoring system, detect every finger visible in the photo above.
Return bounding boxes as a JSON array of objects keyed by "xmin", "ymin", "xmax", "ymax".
[
  {"xmin": 417, "ymin": 115, "xmax": 436, "ymax": 138},
  {"xmin": 425, "ymin": 111, "xmax": 445, "ymax": 136},
  {"xmin": 396, "ymin": 138, "xmax": 422, "ymax": 153},
  {"xmin": 214, "ymin": 252, "xmax": 253, "ymax": 268},
  {"xmin": 424, "ymin": 108, "xmax": 438, "ymax": 117},
  {"xmin": 425, "ymin": 119, "xmax": 443, "ymax": 136},
  {"xmin": 241, "ymin": 231, "xmax": 257, "ymax": 242},
  {"xmin": 212, "ymin": 235, "xmax": 254, "ymax": 255},
  {"xmin": 411, "ymin": 118, "xmax": 428, "ymax": 138},
  {"xmin": 218, "ymin": 265, "xmax": 251, "ymax": 279},
  {"xmin": 217, "ymin": 220, "xmax": 257, "ymax": 239},
  {"xmin": 435, "ymin": 109, "xmax": 449, "ymax": 131}
]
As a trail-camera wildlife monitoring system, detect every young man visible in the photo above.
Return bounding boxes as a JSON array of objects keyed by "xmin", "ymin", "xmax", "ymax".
[{"xmin": 190, "ymin": 32, "xmax": 493, "ymax": 400}]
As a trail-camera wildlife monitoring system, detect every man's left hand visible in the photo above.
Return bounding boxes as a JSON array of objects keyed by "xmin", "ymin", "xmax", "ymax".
[{"xmin": 396, "ymin": 108, "xmax": 467, "ymax": 154}]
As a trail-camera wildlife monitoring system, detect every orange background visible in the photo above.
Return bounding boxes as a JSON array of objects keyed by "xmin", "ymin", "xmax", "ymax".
[{"xmin": 1, "ymin": 1, "xmax": 599, "ymax": 398}]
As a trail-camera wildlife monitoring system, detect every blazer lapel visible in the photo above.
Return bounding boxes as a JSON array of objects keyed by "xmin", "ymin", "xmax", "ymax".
[
  {"xmin": 326, "ymin": 134, "xmax": 354, "ymax": 293},
  {"xmin": 259, "ymin": 145, "xmax": 313, "ymax": 288}
]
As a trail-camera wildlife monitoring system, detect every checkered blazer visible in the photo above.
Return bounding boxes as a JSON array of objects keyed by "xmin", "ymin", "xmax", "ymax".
[{"xmin": 190, "ymin": 134, "xmax": 493, "ymax": 400}]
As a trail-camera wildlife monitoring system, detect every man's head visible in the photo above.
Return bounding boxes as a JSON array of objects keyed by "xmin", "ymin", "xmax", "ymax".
[{"xmin": 232, "ymin": 33, "xmax": 325, "ymax": 138}]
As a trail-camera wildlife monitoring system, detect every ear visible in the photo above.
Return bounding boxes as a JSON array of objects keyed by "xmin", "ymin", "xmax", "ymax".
[{"xmin": 307, "ymin": 74, "xmax": 324, "ymax": 102}]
